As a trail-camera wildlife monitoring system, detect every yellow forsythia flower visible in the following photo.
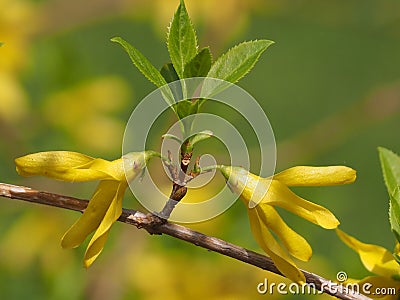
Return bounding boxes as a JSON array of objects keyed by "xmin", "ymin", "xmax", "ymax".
[
  {"xmin": 337, "ymin": 229, "xmax": 400, "ymax": 299},
  {"xmin": 15, "ymin": 150, "xmax": 159, "ymax": 267},
  {"xmin": 219, "ymin": 165, "xmax": 356, "ymax": 283}
]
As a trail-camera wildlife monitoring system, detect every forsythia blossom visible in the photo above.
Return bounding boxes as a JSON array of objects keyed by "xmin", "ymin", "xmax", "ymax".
[
  {"xmin": 337, "ymin": 229, "xmax": 400, "ymax": 299},
  {"xmin": 218, "ymin": 165, "xmax": 356, "ymax": 283},
  {"xmin": 15, "ymin": 150, "xmax": 159, "ymax": 267}
]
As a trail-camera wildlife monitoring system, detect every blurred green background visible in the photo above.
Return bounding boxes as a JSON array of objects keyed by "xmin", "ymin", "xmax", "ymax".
[{"xmin": 1, "ymin": 0, "xmax": 400, "ymax": 299}]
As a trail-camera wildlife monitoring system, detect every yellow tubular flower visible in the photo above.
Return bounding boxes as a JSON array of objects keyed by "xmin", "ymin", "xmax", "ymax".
[
  {"xmin": 15, "ymin": 150, "xmax": 159, "ymax": 267},
  {"xmin": 219, "ymin": 165, "xmax": 356, "ymax": 283},
  {"xmin": 337, "ymin": 229, "xmax": 400, "ymax": 299}
]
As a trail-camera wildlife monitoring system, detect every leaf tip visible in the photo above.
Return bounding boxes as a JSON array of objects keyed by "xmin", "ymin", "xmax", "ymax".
[
  {"xmin": 378, "ymin": 146, "xmax": 389, "ymax": 156},
  {"xmin": 110, "ymin": 37, "xmax": 122, "ymax": 44}
]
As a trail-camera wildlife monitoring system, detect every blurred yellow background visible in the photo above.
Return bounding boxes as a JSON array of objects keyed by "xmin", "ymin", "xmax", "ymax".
[{"xmin": 1, "ymin": 0, "xmax": 400, "ymax": 299}]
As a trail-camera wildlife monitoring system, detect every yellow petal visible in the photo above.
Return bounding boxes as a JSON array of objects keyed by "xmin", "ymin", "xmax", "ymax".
[
  {"xmin": 337, "ymin": 229, "xmax": 400, "ymax": 278},
  {"xmin": 87, "ymin": 151, "xmax": 155, "ymax": 182},
  {"xmin": 274, "ymin": 166, "xmax": 356, "ymax": 186},
  {"xmin": 15, "ymin": 151, "xmax": 114, "ymax": 182},
  {"xmin": 84, "ymin": 157, "xmax": 124, "ymax": 180},
  {"xmin": 265, "ymin": 180, "xmax": 340, "ymax": 229},
  {"xmin": 255, "ymin": 205, "xmax": 312, "ymax": 261},
  {"xmin": 83, "ymin": 182, "xmax": 126, "ymax": 268},
  {"xmin": 248, "ymin": 208, "xmax": 306, "ymax": 284},
  {"xmin": 61, "ymin": 180, "xmax": 121, "ymax": 248},
  {"xmin": 84, "ymin": 230, "xmax": 111, "ymax": 268},
  {"xmin": 15, "ymin": 150, "xmax": 156, "ymax": 182},
  {"xmin": 219, "ymin": 165, "xmax": 269, "ymax": 207}
]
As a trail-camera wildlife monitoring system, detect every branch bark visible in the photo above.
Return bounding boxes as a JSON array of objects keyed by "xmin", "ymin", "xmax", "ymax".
[{"xmin": 0, "ymin": 182, "xmax": 371, "ymax": 300}]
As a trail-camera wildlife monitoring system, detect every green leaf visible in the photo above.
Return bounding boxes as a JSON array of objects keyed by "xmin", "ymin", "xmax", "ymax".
[
  {"xmin": 188, "ymin": 130, "xmax": 213, "ymax": 147},
  {"xmin": 111, "ymin": 37, "xmax": 167, "ymax": 88},
  {"xmin": 174, "ymin": 100, "xmax": 199, "ymax": 120},
  {"xmin": 379, "ymin": 147, "xmax": 400, "ymax": 193},
  {"xmin": 379, "ymin": 147, "xmax": 400, "ymax": 242},
  {"xmin": 167, "ymin": 0, "xmax": 198, "ymax": 78},
  {"xmin": 390, "ymin": 187, "xmax": 400, "ymax": 241},
  {"xmin": 393, "ymin": 248, "xmax": 400, "ymax": 265},
  {"xmin": 183, "ymin": 47, "xmax": 212, "ymax": 78},
  {"xmin": 111, "ymin": 37, "xmax": 176, "ymax": 108},
  {"xmin": 207, "ymin": 40, "xmax": 274, "ymax": 83},
  {"xmin": 182, "ymin": 130, "xmax": 213, "ymax": 153},
  {"xmin": 162, "ymin": 133, "xmax": 183, "ymax": 144},
  {"xmin": 390, "ymin": 188, "xmax": 400, "ymax": 242},
  {"xmin": 160, "ymin": 63, "xmax": 183, "ymax": 102},
  {"xmin": 160, "ymin": 63, "xmax": 179, "ymax": 83}
]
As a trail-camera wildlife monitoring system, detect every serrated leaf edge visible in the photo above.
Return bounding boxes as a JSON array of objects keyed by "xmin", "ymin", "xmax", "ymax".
[
  {"xmin": 166, "ymin": 0, "xmax": 198, "ymax": 78},
  {"xmin": 111, "ymin": 37, "xmax": 167, "ymax": 88},
  {"xmin": 207, "ymin": 39, "xmax": 274, "ymax": 83},
  {"xmin": 379, "ymin": 146, "xmax": 400, "ymax": 197}
]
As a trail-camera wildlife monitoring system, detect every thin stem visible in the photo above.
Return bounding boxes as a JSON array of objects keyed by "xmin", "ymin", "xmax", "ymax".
[
  {"xmin": 200, "ymin": 165, "xmax": 222, "ymax": 172},
  {"xmin": 159, "ymin": 137, "xmax": 192, "ymax": 219},
  {"xmin": 157, "ymin": 198, "xmax": 178, "ymax": 219},
  {"xmin": 0, "ymin": 182, "xmax": 371, "ymax": 300}
]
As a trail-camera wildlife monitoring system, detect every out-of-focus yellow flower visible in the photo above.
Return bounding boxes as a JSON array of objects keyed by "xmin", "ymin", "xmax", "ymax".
[
  {"xmin": 337, "ymin": 229, "xmax": 400, "ymax": 299},
  {"xmin": 0, "ymin": 211, "xmax": 73, "ymax": 272},
  {"xmin": 0, "ymin": 0, "xmax": 36, "ymax": 124},
  {"xmin": 43, "ymin": 77, "xmax": 131, "ymax": 153},
  {"xmin": 15, "ymin": 150, "xmax": 159, "ymax": 267},
  {"xmin": 0, "ymin": 72, "xmax": 28, "ymax": 123},
  {"xmin": 219, "ymin": 165, "xmax": 356, "ymax": 283},
  {"xmin": 0, "ymin": 0, "xmax": 37, "ymax": 72},
  {"xmin": 131, "ymin": 0, "xmax": 264, "ymax": 47}
]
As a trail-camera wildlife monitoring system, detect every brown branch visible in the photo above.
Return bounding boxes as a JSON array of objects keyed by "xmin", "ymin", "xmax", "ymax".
[{"xmin": 0, "ymin": 182, "xmax": 371, "ymax": 300}]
